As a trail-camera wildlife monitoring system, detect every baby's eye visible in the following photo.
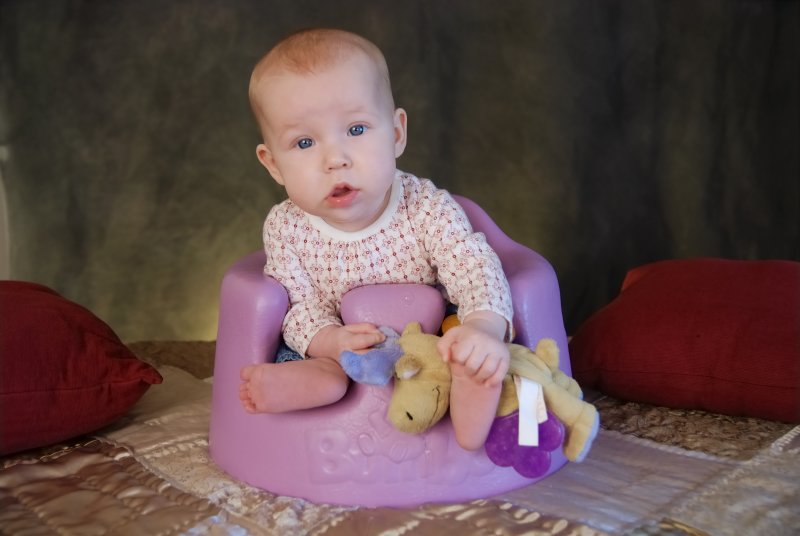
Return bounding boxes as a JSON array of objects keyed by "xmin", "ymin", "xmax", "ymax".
[
  {"xmin": 348, "ymin": 124, "xmax": 366, "ymax": 136},
  {"xmin": 297, "ymin": 138, "xmax": 313, "ymax": 149}
]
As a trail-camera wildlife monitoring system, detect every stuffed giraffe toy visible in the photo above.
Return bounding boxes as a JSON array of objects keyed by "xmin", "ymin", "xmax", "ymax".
[{"xmin": 385, "ymin": 322, "xmax": 599, "ymax": 463}]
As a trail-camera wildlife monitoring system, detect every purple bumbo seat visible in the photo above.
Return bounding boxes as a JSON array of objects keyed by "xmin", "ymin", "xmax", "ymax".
[{"xmin": 209, "ymin": 195, "xmax": 574, "ymax": 507}]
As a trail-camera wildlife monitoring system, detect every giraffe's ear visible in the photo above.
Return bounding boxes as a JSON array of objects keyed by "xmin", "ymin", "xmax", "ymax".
[
  {"xmin": 402, "ymin": 322, "xmax": 423, "ymax": 336},
  {"xmin": 395, "ymin": 355, "xmax": 422, "ymax": 380}
]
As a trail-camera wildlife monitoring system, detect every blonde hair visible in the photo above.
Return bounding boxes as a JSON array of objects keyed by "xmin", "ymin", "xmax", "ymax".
[{"xmin": 249, "ymin": 28, "xmax": 394, "ymax": 130}]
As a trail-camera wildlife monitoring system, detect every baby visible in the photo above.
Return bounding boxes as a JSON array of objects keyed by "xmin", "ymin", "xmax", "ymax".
[{"xmin": 239, "ymin": 28, "xmax": 513, "ymax": 450}]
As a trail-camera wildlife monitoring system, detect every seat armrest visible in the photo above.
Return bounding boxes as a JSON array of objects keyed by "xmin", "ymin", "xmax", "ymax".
[
  {"xmin": 497, "ymin": 247, "xmax": 571, "ymax": 375},
  {"xmin": 213, "ymin": 251, "xmax": 288, "ymax": 379},
  {"xmin": 453, "ymin": 195, "xmax": 571, "ymax": 375}
]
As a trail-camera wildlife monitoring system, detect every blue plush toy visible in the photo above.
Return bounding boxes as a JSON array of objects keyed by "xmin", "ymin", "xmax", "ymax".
[{"xmin": 340, "ymin": 326, "xmax": 402, "ymax": 385}]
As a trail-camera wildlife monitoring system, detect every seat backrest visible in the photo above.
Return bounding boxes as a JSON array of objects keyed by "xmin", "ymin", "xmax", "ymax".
[{"xmin": 453, "ymin": 195, "xmax": 519, "ymax": 257}]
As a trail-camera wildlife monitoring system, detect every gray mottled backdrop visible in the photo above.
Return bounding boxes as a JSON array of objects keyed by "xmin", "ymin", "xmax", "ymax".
[{"xmin": 1, "ymin": 0, "xmax": 797, "ymax": 341}]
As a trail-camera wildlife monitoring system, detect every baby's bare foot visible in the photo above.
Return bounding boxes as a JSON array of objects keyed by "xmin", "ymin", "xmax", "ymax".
[
  {"xmin": 238, "ymin": 358, "xmax": 350, "ymax": 413},
  {"xmin": 238, "ymin": 382, "xmax": 257, "ymax": 413},
  {"xmin": 239, "ymin": 364, "xmax": 273, "ymax": 413}
]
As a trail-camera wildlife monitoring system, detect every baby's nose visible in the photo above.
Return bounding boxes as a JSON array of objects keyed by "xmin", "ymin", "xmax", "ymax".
[{"xmin": 324, "ymin": 145, "xmax": 351, "ymax": 170}]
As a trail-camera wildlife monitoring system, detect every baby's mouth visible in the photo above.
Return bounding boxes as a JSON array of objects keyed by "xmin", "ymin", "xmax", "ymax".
[
  {"xmin": 325, "ymin": 183, "xmax": 359, "ymax": 207},
  {"xmin": 329, "ymin": 185, "xmax": 354, "ymax": 198}
]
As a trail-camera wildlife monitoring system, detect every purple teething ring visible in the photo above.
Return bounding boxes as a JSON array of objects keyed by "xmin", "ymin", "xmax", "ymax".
[{"xmin": 485, "ymin": 411, "xmax": 565, "ymax": 478}]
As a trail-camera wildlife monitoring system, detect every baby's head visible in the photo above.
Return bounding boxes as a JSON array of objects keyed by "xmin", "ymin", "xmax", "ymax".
[
  {"xmin": 249, "ymin": 29, "xmax": 395, "ymax": 133},
  {"xmin": 249, "ymin": 29, "xmax": 408, "ymax": 232}
]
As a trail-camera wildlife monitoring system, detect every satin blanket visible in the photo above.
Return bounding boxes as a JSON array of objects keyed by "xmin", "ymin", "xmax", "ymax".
[{"xmin": 1, "ymin": 366, "xmax": 797, "ymax": 535}]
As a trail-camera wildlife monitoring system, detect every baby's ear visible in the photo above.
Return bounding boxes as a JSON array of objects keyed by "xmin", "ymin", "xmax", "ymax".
[
  {"xmin": 256, "ymin": 143, "xmax": 284, "ymax": 185},
  {"xmin": 393, "ymin": 108, "xmax": 408, "ymax": 158}
]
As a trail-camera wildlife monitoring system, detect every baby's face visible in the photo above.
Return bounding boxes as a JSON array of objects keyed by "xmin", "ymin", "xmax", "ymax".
[{"xmin": 254, "ymin": 53, "xmax": 407, "ymax": 232}]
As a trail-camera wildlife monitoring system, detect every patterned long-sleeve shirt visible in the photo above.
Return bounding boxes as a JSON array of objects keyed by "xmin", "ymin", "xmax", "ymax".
[{"xmin": 263, "ymin": 170, "xmax": 513, "ymax": 356}]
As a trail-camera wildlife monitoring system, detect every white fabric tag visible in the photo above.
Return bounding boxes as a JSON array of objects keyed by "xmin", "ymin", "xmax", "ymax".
[
  {"xmin": 536, "ymin": 384, "xmax": 548, "ymax": 424},
  {"xmin": 514, "ymin": 375, "xmax": 546, "ymax": 446}
]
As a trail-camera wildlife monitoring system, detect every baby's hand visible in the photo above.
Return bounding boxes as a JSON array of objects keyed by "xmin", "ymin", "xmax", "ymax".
[
  {"xmin": 308, "ymin": 323, "xmax": 386, "ymax": 362},
  {"xmin": 437, "ymin": 318, "xmax": 509, "ymax": 387}
]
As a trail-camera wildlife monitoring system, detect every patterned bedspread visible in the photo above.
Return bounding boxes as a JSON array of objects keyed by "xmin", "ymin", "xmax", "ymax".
[{"xmin": 1, "ymin": 342, "xmax": 797, "ymax": 535}]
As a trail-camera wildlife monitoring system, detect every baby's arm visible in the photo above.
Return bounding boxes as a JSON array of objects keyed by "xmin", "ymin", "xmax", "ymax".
[
  {"xmin": 407, "ymin": 185, "xmax": 512, "ymax": 449},
  {"xmin": 306, "ymin": 323, "xmax": 386, "ymax": 362},
  {"xmin": 437, "ymin": 310, "xmax": 510, "ymax": 385},
  {"xmin": 438, "ymin": 310, "xmax": 510, "ymax": 450}
]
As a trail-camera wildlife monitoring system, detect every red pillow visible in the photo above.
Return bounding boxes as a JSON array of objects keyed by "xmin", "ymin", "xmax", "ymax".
[
  {"xmin": 0, "ymin": 281, "xmax": 162, "ymax": 454},
  {"xmin": 570, "ymin": 259, "xmax": 800, "ymax": 423}
]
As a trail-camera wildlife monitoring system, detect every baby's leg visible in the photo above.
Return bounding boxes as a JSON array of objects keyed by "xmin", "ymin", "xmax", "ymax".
[
  {"xmin": 239, "ymin": 357, "xmax": 349, "ymax": 413},
  {"xmin": 449, "ymin": 363, "xmax": 503, "ymax": 451}
]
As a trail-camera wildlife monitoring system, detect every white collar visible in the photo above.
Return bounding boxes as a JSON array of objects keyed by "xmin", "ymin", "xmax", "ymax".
[{"xmin": 306, "ymin": 172, "xmax": 403, "ymax": 241}]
